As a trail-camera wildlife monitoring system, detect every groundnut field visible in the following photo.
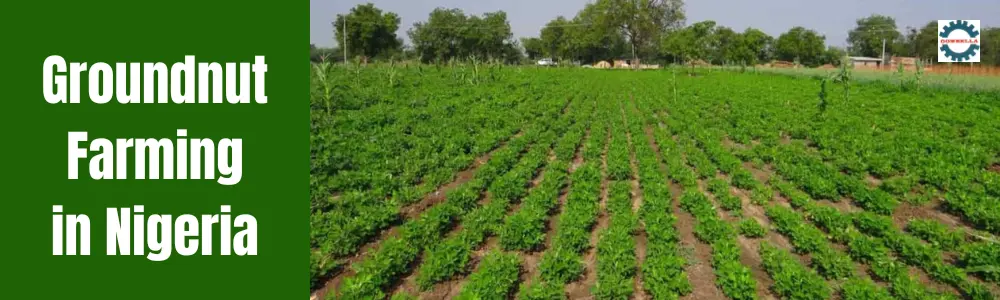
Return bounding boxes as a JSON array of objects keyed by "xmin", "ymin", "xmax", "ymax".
[{"xmin": 310, "ymin": 65, "xmax": 1000, "ymax": 300}]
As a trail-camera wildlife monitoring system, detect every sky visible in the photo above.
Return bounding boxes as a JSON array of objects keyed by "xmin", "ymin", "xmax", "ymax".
[{"xmin": 310, "ymin": 0, "xmax": 1000, "ymax": 48}]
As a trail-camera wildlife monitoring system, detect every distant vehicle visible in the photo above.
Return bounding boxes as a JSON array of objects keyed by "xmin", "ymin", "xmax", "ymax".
[{"xmin": 536, "ymin": 58, "xmax": 558, "ymax": 66}]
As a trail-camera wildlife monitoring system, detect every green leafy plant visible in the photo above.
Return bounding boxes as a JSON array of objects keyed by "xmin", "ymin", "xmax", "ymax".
[{"xmin": 739, "ymin": 218, "xmax": 767, "ymax": 238}]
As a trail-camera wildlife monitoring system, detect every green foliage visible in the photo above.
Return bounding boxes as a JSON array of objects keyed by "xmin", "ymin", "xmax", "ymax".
[
  {"xmin": 713, "ymin": 240, "xmax": 758, "ymax": 300},
  {"xmin": 739, "ymin": 218, "xmax": 767, "ymax": 238},
  {"xmin": 775, "ymin": 27, "xmax": 827, "ymax": 67},
  {"xmin": 518, "ymin": 279, "xmax": 567, "ymax": 300},
  {"xmin": 521, "ymin": 37, "xmax": 546, "ymax": 60},
  {"xmin": 759, "ymin": 242, "xmax": 831, "ymax": 299},
  {"xmin": 334, "ymin": 3, "xmax": 403, "ymax": 60},
  {"xmin": 766, "ymin": 205, "xmax": 825, "ymax": 254},
  {"xmin": 805, "ymin": 204, "xmax": 852, "ymax": 242},
  {"xmin": 852, "ymin": 212, "xmax": 893, "ymax": 237},
  {"xmin": 635, "ymin": 124, "xmax": 691, "ymax": 299},
  {"xmin": 811, "ymin": 248, "xmax": 854, "ymax": 280},
  {"xmin": 315, "ymin": 66, "xmax": 1000, "ymax": 299},
  {"xmin": 310, "ymin": 249, "xmax": 338, "ymax": 289},
  {"xmin": 730, "ymin": 170, "xmax": 756, "ymax": 190},
  {"xmin": 846, "ymin": 14, "xmax": 901, "ymax": 58},
  {"xmin": 943, "ymin": 191, "xmax": 1000, "ymax": 234},
  {"xmin": 338, "ymin": 238, "xmax": 418, "ymax": 299},
  {"xmin": 847, "ymin": 234, "xmax": 889, "ymax": 264},
  {"xmin": 409, "ymin": 9, "xmax": 521, "ymax": 63},
  {"xmin": 959, "ymin": 241, "xmax": 1000, "ymax": 283},
  {"xmin": 841, "ymin": 277, "xmax": 892, "ymax": 300},
  {"xmin": 540, "ymin": 246, "xmax": 584, "ymax": 285},
  {"xmin": 750, "ymin": 185, "xmax": 773, "ymax": 205},
  {"xmin": 905, "ymin": 219, "xmax": 965, "ymax": 251},
  {"xmin": 456, "ymin": 251, "xmax": 521, "ymax": 299},
  {"xmin": 416, "ymin": 236, "xmax": 472, "ymax": 290},
  {"xmin": 594, "ymin": 181, "xmax": 638, "ymax": 299}
]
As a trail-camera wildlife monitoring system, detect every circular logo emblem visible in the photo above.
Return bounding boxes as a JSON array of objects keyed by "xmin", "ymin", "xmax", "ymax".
[{"xmin": 939, "ymin": 20, "xmax": 981, "ymax": 62}]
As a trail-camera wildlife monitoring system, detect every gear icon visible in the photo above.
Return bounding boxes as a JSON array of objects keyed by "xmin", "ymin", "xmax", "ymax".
[{"xmin": 939, "ymin": 20, "xmax": 980, "ymax": 62}]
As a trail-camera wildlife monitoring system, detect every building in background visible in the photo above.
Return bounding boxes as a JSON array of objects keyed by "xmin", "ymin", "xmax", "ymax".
[{"xmin": 848, "ymin": 56, "xmax": 883, "ymax": 68}]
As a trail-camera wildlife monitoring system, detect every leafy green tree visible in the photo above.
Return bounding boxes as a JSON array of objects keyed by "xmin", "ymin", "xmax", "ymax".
[
  {"xmin": 775, "ymin": 26, "xmax": 827, "ymax": 67},
  {"xmin": 982, "ymin": 27, "xmax": 1000, "ymax": 66},
  {"xmin": 712, "ymin": 26, "xmax": 739, "ymax": 64},
  {"xmin": 823, "ymin": 46, "xmax": 847, "ymax": 66},
  {"xmin": 846, "ymin": 14, "xmax": 902, "ymax": 58},
  {"xmin": 741, "ymin": 28, "xmax": 774, "ymax": 65},
  {"xmin": 659, "ymin": 21, "xmax": 715, "ymax": 65},
  {"xmin": 408, "ymin": 8, "xmax": 520, "ymax": 63},
  {"xmin": 521, "ymin": 37, "xmax": 545, "ymax": 60},
  {"xmin": 563, "ymin": 3, "xmax": 628, "ymax": 63},
  {"xmin": 659, "ymin": 27, "xmax": 695, "ymax": 64},
  {"xmin": 333, "ymin": 3, "xmax": 402, "ymax": 61},
  {"xmin": 894, "ymin": 21, "xmax": 938, "ymax": 61},
  {"xmin": 688, "ymin": 21, "xmax": 718, "ymax": 63},
  {"xmin": 912, "ymin": 22, "xmax": 939, "ymax": 60},
  {"xmin": 540, "ymin": 17, "xmax": 572, "ymax": 60},
  {"xmin": 600, "ymin": 0, "xmax": 686, "ymax": 63}
]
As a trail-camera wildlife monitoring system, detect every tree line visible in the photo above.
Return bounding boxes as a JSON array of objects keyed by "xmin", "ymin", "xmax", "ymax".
[{"xmin": 315, "ymin": 2, "xmax": 1000, "ymax": 67}]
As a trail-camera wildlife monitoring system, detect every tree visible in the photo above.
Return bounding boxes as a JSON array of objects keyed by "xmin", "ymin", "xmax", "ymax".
[
  {"xmin": 660, "ymin": 28, "xmax": 694, "ymax": 63},
  {"xmin": 982, "ymin": 27, "xmax": 1000, "ymax": 66},
  {"xmin": 333, "ymin": 3, "xmax": 402, "ymax": 61},
  {"xmin": 521, "ymin": 37, "xmax": 545, "ymax": 60},
  {"xmin": 712, "ymin": 26, "xmax": 739, "ymax": 64},
  {"xmin": 540, "ymin": 17, "xmax": 572, "ymax": 60},
  {"xmin": 846, "ymin": 14, "xmax": 902, "ymax": 59},
  {"xmin": 740, "ymin": 28, "xmax": 774, "ymax": 65},
  {"xmin": 408, "ymin": 8, "xmax": 466, "ymax": 62},
  {"xmin": 910, "ymin": 21, "xmax": 940, "ymax": 60},
  {"xmin": 561, "ymin": 3, "xmax": 628, "ymax": 64},
  {"xmin": 775, "ymin": 26, "xmax": 826, "ymax": 67},
  {"xmin": 408, "ymin": 8, "xmax": 520, "ymax": 63},
  {"xmin": 823, "ymin": 46, "xmax": 847, "ymax": 66},
  {"xmin": 659, "ymin": 20, "xmax": 714, "ymax": 65},
  {"xmin": 688, "ymin": 21, "xmax": 717, "ymax": 63},
  {"xmin": 601, "ymin": 0, "xmax": 686, "ymax": 64}
]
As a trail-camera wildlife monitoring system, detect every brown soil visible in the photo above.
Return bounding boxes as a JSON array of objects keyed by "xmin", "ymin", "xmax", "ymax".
[
  {"xmin": 721, "ymin": 136, "xmax": 739, "ymax": 150},
  {"xmin": 566, "ymin": 128, "xmax": 611, "ymax": 298},
  {"xmin": 989, "ymin": 163, "xmax": 1000, "ymax": 173},
  {"xmin": 892, "ymin": 200, "xmax": 966, "ymax": 230},
  {"xmin": 635, "ymin": 230, "xmax": 649, "ymax": 300},
  {"xmin": 819, "ymin": 199, "xmax": 860, "ymax": 213},
  {"xmin": 737, "ymin": 235, "xmax": 777, "ymax": 300},
  {"xmin": 673, "ymin": 182, "xmax": 725, "ymax": 300},
  {"xmin": 733, "ymin": 184, "xmax": 799, "ymax": 257},
  {"xmin": 864, "ymin": 175, "xmax": 883, "ymax": 188},
  {"xmin": 643, "ymin": 125, "xmax": 726, "ymax": 299},
  {"xmin": 702, "ymin": 176, "xmax": 777, "ymax": 300},
  {"xmin": 744, "ymin": 161, "xmax": 772, "ymax": 183}
]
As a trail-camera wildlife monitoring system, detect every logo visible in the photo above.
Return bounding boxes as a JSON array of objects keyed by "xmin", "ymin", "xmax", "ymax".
[{"xmin": 938, "ymin": 20, "xmax": 981, "ymax": 62}]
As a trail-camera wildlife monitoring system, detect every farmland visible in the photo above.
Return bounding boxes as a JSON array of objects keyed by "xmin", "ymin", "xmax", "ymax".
[{"xmin": 310, "ymin": 64, "xmax": 1000, "ymax": 300}]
